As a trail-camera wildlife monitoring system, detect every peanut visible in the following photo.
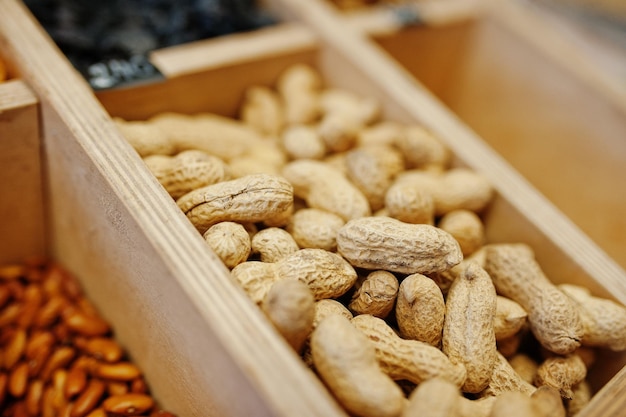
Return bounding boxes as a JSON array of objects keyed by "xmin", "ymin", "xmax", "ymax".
[
  {"xmin": 402, "ymin": 377, "xmax": 459, "ymax": 417},
  {"xmin": 348, "ymin": 270, "xmax": 399, "ymax": 318},
  {"xmin": 232, "ymin": 248, "xmax": 357, "ymax": 303},
  {"xmin": 531, "ymin": 385, "xmax": 567, "ymax": 417},
  {"xmin": 395, "ymin": 273, "xmax": 445, "ymax": 347},
  {"xmin": 484, "ymin": 244, "xmax": 584, "ymax": 355},
  {"xmin": 250, "ymin": 227, "xmax": 299, "ymax": 263},
  {"xmin": 489, "ymin": 391, "xmax": 537, "ymax": 417},
  {"xmin": 509, "ymin": 353, "xmax": 539, "ymax": 385},
  {"xmin": 310, "ymin": 314, "xmax": 405, "ymax": 417},
  {"xmin": 494, "ymin": 295, "xmax": 528, "ymax": 341},
  {"xmin": 437, "ymin": 209, "xmax": 485, "ymax": 256},
  {"xmin": 394, "ymin": 168, "xmax": 493, "ymax": 215},
  {"xmin": 282, "ymin": 159, "xmax": 371, "ymax": 221},
  {"xmin": 559, "ymin": 283, "xmax": 626, "ymax": 351},
  {"xmin": 287, "ymin": 208, "xmax": 345, "ymax": 251},
  {"xmin": 534, "ymin": 355, "xmax": 586, "ymax": 400},
  {"xmin": 566, "ymin": 380, "xmax": 591, "ymax": 416},
  {"xmin": 262, "ymin": 280, "xmax": 315, "ymax": 353},
  {"xmin": 351, "ymin": 314, "xmax": 467, "ymax": 387},
  {"xmin": 114, "ymin": 119, "xmax": 176, "ymax": 158},
  {"xmin": 384, "ymin": 182, "xmax": 435, "ymax": 225},
  {"xmin": 482, "ymin": 351, "xmax": 537, "ymax": 397},
  {"xmin": 313, "ymin": 299, "xmax": 353, "ymax": 329},
  {"xmin": 395, "ymin": 125, "xmax": 451, "ymax": 171},
  {"xmin": 319, "ymin": 88, "xmax": 380, "ymax": 127},
  {"xmin": 239, "ymin": 85, "xmax": 285, "ymax": 137},
  {"xmin": 357, "ymin": 121, "xmax": 403, "ymax": 148},
  {"xmin": 143, "ymin": 150, "xmax": 230, "ymax": 200},
  {"xmin": 203, "ymin": 222, "xmax": 251, "ymax": 269},
  {"xmin": 176, "ymin": 173, "xmax": 294, "ymax": 234},
  {"xmin": 345, "ymin": 145, "xmax": 405, "ymax": 211},
  {"xmin": 442, "ymin": 262, "xmax": 497, "ymax": 393},
  {"xmin": 337, "ymin": 216, "xmax": 462, "ymax": 274},
  {"xmin": 149, "ymin": 112, "xmax": 266, "ymax": 161},
  {"xmin": 276, "ymin": 64, "xmax": 322, "ymax": 125},
  {"xmin": 282, "ymin": 124, "xmax": 326, "ymax": 160}
]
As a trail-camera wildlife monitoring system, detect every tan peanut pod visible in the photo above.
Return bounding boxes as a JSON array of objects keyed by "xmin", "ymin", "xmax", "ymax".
[
  {"xmin": 489, "ymin": 391, "xmax": 537, "ymax": 417},
  {"xmin": 494, "ymin": 296, "xmax": 528, "ymax": 341},
  {"xmin": 402, "ymin": 377, "xmax": 460, "ymax": 417},
  {"xmin": 319, "ymin": 88, "xmax": 381, "ymax": 126},
  {"xmin": 231, "ymin": 261, "xmax": 277, "ymax": 305},
  {"xmin": 176, "ymin": 173, "xmax": 294, "ymax": 234},
  {"xmin": 102, "ymin": 393, "xmax": 154, "ymax": 415},
  {"xmin": 443, "ymin": 262, "xmax": 497, "ymax": 393},
  {"xmin": 287, "ymin": 208, "xmax": 345, "ymax": 251},
  {"xmin": 559, "ymin": 283, "xmax": 626, "ymax": 351},
  {"xmin": 114, "ymin": 119, "xmax": 176, "ymax": 157},
  {"xmin": 509, "ymin": 353, "xmax": 539, "ymax": 385},
  {"xmin": 395, "ymin": 273, "xmax": 445, "ymax": 346},
  {"xmin": 232, "ymin": 249, "xmax": 357, "ymax": 303},
  {"xmin": 262, "ymin": 280, "xmax": 315, "ymax": 353},
  {"xmin": 483, "ymin": 244, "xmax": 584, "ymax": 355},
  {"xmin": 276, "ymin": 64, "xmax": 322, "ymax": 125},
  {"xmin": 566, "ymin": 380, "xmax": 591, "ymax": 417},
  {"xmin": 481, "ymin": 351, "xmax": 536, "ymax": 397},
  {"xmin": 251, "ymin": 227, "xmax": 299, "ymax": 263},
  {"xmin": 149, "ymin": 112, "xmax": 265, "ymax": 161},
  {"xmin": 313, "ymin": 299, "xmax": 353, "ymax": 329},
  {"xmin": 317, "ymin": 112, "xmax": 360, "ymax": 153},
  {"xmin": 310, "ymin": 314, "xmax": 405, "ymax": 417},
  {"xmin": 534, "ymin": 355, "xmax": 587, "ymax": 400},
  {"xmin": 239, "ymin": 85, "xmax": 285, "ymax": 137},
  {"xmin": 143, "ymin": 150, "xmax": 230, "ymax": 200},
  {"xmin": 275, "ymin": 249, "xmax": 358, "ymax": 300},
  {"xmin": 438, "ymin": 209, "xmax": 485, "ymax": 256},
  {"xmin": 203, "ymin": 222, "xmax": 251, "ymax": 269},
  {"xmin": 357, "ymin": 121, "xmax": 404, "ymax": 148},
  {"xmin": 395, "ymin": 125, "xmax": 451, "ymax": 171},
  {"xmin": 531, "ymin": 385, "xmax": 567, "ymax": 417},
  {"xmin": 282, "ymin": 159, "xmax": 371, "ymax": 221},
  {"xmin": 384, "ymin": 182, "xmax": 435, "ymax": 225},
  {"xmin": 228, "ymin": 142, "xmax": 287, "ymax": 179},
  {"xmin": 345, "ymin": 145, "xmax": 404, "ymax": 211},
  {"xmin": 282, "ymin": 125, "xmax": 326, "ymax": 160},
  {"xmin": 351, "ymin": 314, "xmax": 467, "ymax": 387},
  {"xmin": 395, "ymin": 168, "xmax": 494, "ymax": 216},
  {"xmin": 337, "ymin": 216, "xmax": 462, "ymax": 274},
  {"xmin": 349, "ymin": 271, "xmax": 399, "ymax": 318}
]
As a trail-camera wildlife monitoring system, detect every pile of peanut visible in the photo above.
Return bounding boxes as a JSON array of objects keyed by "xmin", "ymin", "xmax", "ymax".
[
  {"xmin": 116, "ymin": 63, "xmax": 626, "ymax": 417},
  {"xmin": 0, "ymin": 260, "xmax": 177, "ymax": 417}
]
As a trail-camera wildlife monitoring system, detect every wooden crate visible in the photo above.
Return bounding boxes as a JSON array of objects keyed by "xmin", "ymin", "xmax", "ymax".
[
  {"xmin": 357, "ymin": 0, "xmax": 626, "ymax": 269},
  {"xmin": 2, "ymin": 0, "xmax": 626, "ymax": 416}
]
